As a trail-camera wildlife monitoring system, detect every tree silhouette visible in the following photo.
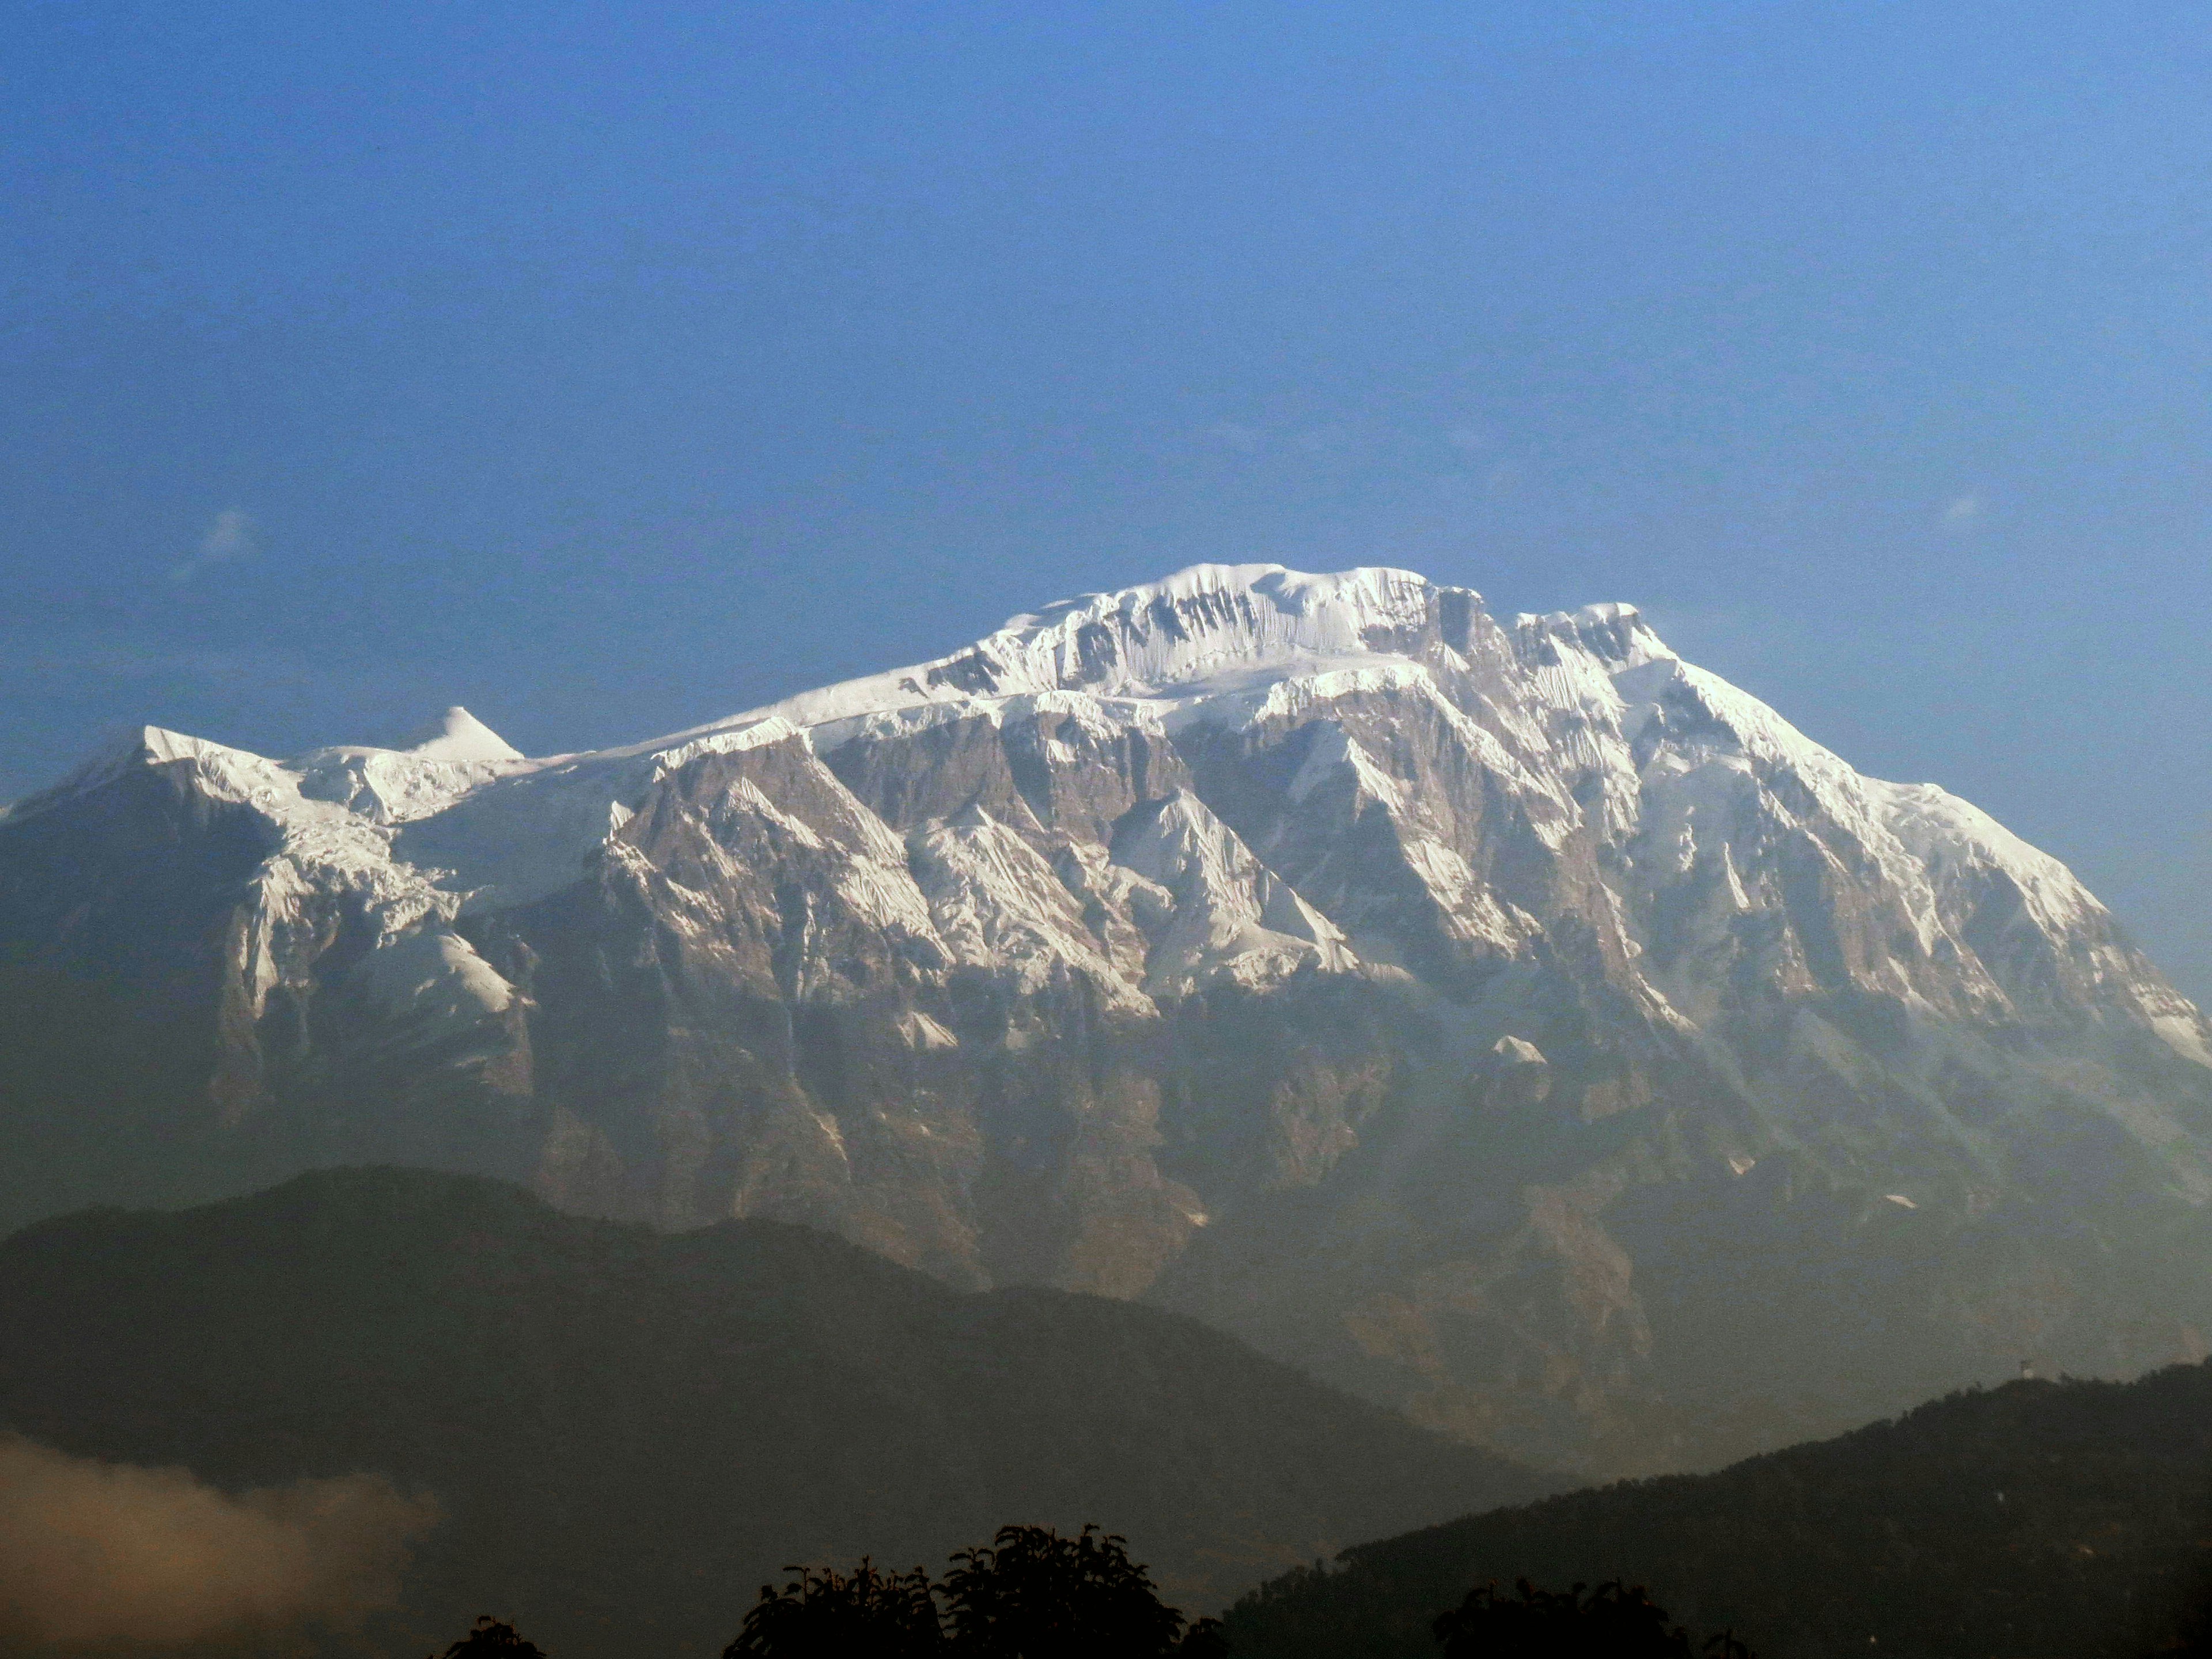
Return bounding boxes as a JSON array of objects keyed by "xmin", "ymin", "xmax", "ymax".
[
  {"xmin": 723, "ymin": 1559, "xmax": 947, "ymax": 1658},
  {"xmin": 433, "ymin": 1524, "xmax": 1232, "ymax": 1658},
  {"xmin": 1431, "ymin": 1578, "xmax": 1749, "ymax": 1658},
  {"xmin": 431, "ymin": 1617, "xmax": 548, "ymax": 1659},
  {"xmin": 713, "ymin": 1523, "xmax": 1221, "ymax": 1657},
  {"xmin": 941, "ymin": 1524, "xmax": 1214, "ymax": 1658}
]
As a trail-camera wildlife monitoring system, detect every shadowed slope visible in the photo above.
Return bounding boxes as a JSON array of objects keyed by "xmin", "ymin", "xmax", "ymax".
[
  {"xmin": 0, "ymin": 1168, "xmax": 1542, "ymax": 1657},
  {"xmin": 1224, "ymin": 1362, "xmax": 2212, "ymax": 1659}
]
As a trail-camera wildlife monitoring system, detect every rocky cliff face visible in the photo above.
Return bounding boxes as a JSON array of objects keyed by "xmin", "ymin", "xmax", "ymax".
[{"xmin": 4, "ymin": 565, "xmax": 2207, "ymax": 1474}]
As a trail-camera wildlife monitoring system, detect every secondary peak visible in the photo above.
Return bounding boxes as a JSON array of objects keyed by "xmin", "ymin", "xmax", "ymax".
[{"xmin": 403, "ymin": 706, "xmax": 522, "ymax": 764}]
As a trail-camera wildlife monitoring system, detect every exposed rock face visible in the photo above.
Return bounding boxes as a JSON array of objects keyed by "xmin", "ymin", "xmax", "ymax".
[{"xmin": 3, "ymin": 564, "xmax": 2209, "ymax": 1474}]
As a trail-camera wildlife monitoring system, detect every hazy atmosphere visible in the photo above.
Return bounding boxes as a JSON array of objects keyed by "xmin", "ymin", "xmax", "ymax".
[
  {"xmin": 9, "ymin": 12, "xmax": 2212, "ymax": 1657},
  {"xmin": 6, "ymin": 3, "xmax": 2207, "ymax": 996}
]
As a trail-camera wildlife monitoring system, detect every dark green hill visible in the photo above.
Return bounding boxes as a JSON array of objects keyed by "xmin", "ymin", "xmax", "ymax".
[
  {"xmin": 1224, "ymin": 1362, "xmax": 2212, "ymax": 1658},
  {"xmin": 0, "ymin": 1168, "xmax": 1541, "ymax": 1657}
]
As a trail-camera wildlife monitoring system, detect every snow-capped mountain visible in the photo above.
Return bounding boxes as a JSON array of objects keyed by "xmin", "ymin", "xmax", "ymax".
[{"xmin": 4, "ymin": 563, "xmax": 2207, "ymax": 1475}]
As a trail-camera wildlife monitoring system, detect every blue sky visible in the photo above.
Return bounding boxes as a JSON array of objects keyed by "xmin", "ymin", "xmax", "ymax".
[{"xmin": 6, "ymin": 2, "xmax": 2209, "ymax": 997}]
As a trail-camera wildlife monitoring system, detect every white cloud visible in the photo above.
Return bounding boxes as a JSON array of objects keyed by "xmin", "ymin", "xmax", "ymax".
[
  {"xmin": 1941, "ymin": 494, "xmax": 1981, "ymax": 525},
  {"xmin": 1205, "ymin": 421, "xmax": 1266, "ymax": 455},
  {"xmin": 170, "ymin": 508, "xmax": 257, "ymax": 584}
]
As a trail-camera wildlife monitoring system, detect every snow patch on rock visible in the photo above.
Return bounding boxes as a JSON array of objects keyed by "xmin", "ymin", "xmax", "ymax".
[{"xmin": 1112, "ymin": 790, "xmax": 1358, "ymax": 995}]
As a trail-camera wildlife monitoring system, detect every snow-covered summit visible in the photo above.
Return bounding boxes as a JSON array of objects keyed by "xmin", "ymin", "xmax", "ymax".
[
  {"xmin": 677, "ymin": 563, "xmax": 1475, "ymax": 748},
  {"xmin": 12, "ymin": 560, "xmax": 2203, "ymax": 1064},
  {"xmin": 400, "ymin": 706, "xmax": 522, "ymax": 764},
  {"xmin": 7, "ymin": 559, "xmax": 2212, "ymax": 1476},
  {"xmin": 284, "ymin": 706, "xmax": 529, "ymax": 829}
]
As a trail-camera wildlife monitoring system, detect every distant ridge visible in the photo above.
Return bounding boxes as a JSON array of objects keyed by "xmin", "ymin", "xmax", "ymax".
[
  {"xmin": 0, "ymin": 1168, "xmax": 1542, "ymax": 1657},
  {"xmin": 1225, "ymin": 1362, "xmax": 2212, "ymax": 1659}
]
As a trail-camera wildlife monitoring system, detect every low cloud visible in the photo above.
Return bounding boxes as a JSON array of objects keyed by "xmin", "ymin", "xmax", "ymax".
[
  {"xmin": 1941, "ymin": 493, "xmax": 1981, "ymax": 525},
  {"xmin": 0, "ymin": 1435, "xmax": 438, "ymax": 1649},
  {"xmin": 170, "ymin": 508, "xmax": 257, "ymax": 584}
]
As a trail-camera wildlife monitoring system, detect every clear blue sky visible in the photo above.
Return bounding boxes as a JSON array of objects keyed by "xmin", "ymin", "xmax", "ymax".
[{"xmin": 6, "ymin": 2, "xmax": 2209, "ymax": 998}]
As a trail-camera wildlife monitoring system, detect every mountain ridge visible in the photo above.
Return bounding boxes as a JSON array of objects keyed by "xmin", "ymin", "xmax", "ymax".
[
  {"xmin": 0, "ymin": 1165, "xmax": 1540, "ymax": 1655},
  {"xmin": 1224, "ymin": 1360, "xmax": 2212, "ymax": 1658},
  {"xmin": 2, "ymin": 561, "xmax": 2207, "ymax": 1474}
]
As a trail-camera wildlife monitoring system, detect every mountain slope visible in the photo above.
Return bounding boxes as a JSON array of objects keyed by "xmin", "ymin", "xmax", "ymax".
[
  {"xmin": 2, "ymin": 563, "xmax": 2208, "ymax": 1473},
  {"xmin": 1223, "ymin": 1361, "xmax": 2212, "ymax": 1659},
  {"xmin": 0, "ymin": 1168, "xmax": 1541, "ymax": 1657}
]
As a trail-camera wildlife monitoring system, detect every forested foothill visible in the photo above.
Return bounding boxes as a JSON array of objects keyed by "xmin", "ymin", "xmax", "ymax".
[
  {"xmin": 426, "ymin": 1536, "xmax": 1741, "ymax": 1658},
  {"xmin": 10, "ymin": 1168, "xmax": 2212, "ymax": 1658},
  {"xmin": 0, "ymin": 1168, "xmax": 1536, "ymax": 1657},
  {"xmin": 1226, "ymin": 1362, "xmax": 2212, "ymax": 1658}
]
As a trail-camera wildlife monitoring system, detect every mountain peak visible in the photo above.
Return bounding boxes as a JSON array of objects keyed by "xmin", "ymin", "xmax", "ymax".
[
  {"xmin": 714, "ymin": 563, "xmax": 1487, "ymax": 749},
  {"xmin": 4, "ymin": 557, "xmax": 2211, "ymax": 1482},
  {"xmin": 1005, "ymin": 562, "xmax": 1442, "ymax": 632},
  {"xmin": 402, "ymin": 706, "xmax": 522, "ymax": 764},
  {"xmin": 986, "ymin": 562, "xmax": 1452, "ymax": 688}
]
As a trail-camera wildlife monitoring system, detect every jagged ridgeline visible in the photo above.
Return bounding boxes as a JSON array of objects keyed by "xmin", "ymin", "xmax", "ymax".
[
  {"xmin": 0, "ymin": 1169, "xmax": 1540, "ymax": 1656},
  {"xmin": 2, "ymin": 564, "xmax": 2209, "ymax": 1474}
]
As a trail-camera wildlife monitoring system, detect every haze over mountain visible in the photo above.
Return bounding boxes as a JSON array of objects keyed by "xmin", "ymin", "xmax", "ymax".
[{"xmin": 2, "ymin": 563, "xmax": 2207, "ymax": 1474}]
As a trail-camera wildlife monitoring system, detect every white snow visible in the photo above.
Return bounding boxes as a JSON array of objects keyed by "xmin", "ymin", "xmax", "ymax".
[
  {"xmin": 645, "ymin": 563, "xmax": 1455, "ymax": 750},
  {"xmin": 1112, "ymin": 790, "xmax": 1358, "ymax": 994},
  {"xmin": 351, "ymin": 929, "xmax": 517, "ymax": 1037},
  {"xmin": 403, "ymin": 707, "xmax": 523, "ymax": 764},
  {"xmin": 908, "ymin": 805, "xmax": 1153, "ymax": 1013},
  {"xmin": 1493, "ymin": 1036, "xmax": 1548, "ymax": 1066},
  {"xmin": 17, "ymin": 560, "xmax": 2206, "ymax": 1075},
  {"xmin": 897, "ymin": 1011, "xmax": 960, "ymax": 1052},
  {"xmin": 1289, "ymin": 723, "xmax": 1406, "ymax": 808}
]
